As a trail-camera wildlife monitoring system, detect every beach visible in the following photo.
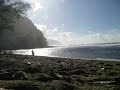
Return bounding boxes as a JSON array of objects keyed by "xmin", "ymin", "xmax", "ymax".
[{"xmin": 0, "ymin": 54, "xmax": 120, "ymax": 90}]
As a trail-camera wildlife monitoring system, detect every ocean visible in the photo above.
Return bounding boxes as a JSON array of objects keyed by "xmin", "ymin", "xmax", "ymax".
[{"xmin": 12, "ymin": 44, "xmax": 120, "ymax": 60}]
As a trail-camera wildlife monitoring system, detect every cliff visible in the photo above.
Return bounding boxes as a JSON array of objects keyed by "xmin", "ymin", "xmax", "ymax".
[{"xmin": 0, "ymin": 17, "xmax": 48, "ymax": 50}]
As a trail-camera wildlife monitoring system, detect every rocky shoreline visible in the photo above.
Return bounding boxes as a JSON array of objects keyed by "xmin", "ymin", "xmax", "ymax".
[{"xmin": 0, "ymin": 54, "xmax": 120, "ymax": 90}]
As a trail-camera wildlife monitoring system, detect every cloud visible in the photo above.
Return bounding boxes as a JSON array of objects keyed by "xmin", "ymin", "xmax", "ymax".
[
  {"xmin": 25, "ymin": 0, "xmax": 65, "ymax": 24},
  {"xmin": 35, "ymin": 24, "xmax": 120, "ymax": 45},
  {"xmin": 35, "ymin": 24, "xmax": 47, "ymax": 31},
  {"xmin": 35, "ymin": 24, "xmax": 74, "ymax": 45},
  {"xmin": 25, "ymin": 0, "xmax": 120, "ymax": 46},
  {"xmin": 71, "ymin": 32, "xmax": 120, "ymax": 45},
  {"xmin": 24, "ymin": 0, "xmax": 44, "ymax": 12},
  {"xmin": 32, "ymin": 2, "xmax": 43, "ymax": 12}
]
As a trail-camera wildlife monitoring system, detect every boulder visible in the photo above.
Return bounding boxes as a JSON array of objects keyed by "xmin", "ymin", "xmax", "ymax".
[
  {"xmin": 45, "ymin": 80, "xmax": 76, "ymax": 90},
  {"xmin": 69, "ymin": 69, "xmax": 87, "ymax": 75},
  {"xmin": 35, "ymin": 73, "xmax": 53, "ymax": 82},
  {"xmin": 12, "ymin": 71, "xmax": 28, "ymax": 80},
  {"xmin": 0, "ymin": 70, "xmax": 28, "ymax": 80},
  {"xmin": 0, "ymin": 70, "xmax": 14, "ymax": 80}
]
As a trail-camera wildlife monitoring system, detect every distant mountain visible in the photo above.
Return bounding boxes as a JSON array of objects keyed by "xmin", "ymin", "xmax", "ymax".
[
  {"xmin": 47, "ymin": 39, "xmax": 63, "ymax": 46},
  {"xmin": 0, "ymin": 17, "xmax": 48, "ymax": 50},
  {"xmin": 92, "ymin": 42, "xmax": 120, "ymax": 45}
]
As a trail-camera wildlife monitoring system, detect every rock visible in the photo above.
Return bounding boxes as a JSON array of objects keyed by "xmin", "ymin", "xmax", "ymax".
[
  {"xmin": 35, "ymin": 73, "xmax": 53, "ymax": 82},
  {"xmin": 61, "ymin": 76, "xmax": 72, "ymax": 83},
  {"xmin": 12, "ymin": 71, "xmax": 28, "ymax": 80},
  {"xmin": 58, "ymin": 69, "xmax": 87, "ymax": 76},
  {"xmin": 3, "ymin": 81, "xmax": 40, "ymax": 90},
  {"xmin": 0, "ymin": 70, "xmax": 14, "ymax": 80},
  {"xmin": 47, "ymin": 80, "xmax": 75, "ymax": 90},
  {"xmin": 0, "ymin": 88, "xmax": 13, "ymax": 90},
  {"xmin": 24, "ymin": 66, "xmax": 41, "ymax": 74},
  {"xmin": 69, "ymin": 69, "xmax": 87, "ymax": 75},
  {"xmin": 0, "ymin": 70, "xmax": 6, "ymax": 73},
  {"xmin": 58, "ymin": 71, "xmax": 70, "ymax": 76},
  {"xmin": 115, "ymin": 77, "xmax": 120, "ymax": 85},
  {"xmin": 55, "ymin": 73, "xmax": 63, "ymax": 78},
  {"xmin": 27, "ymin": 62, "xmax": 31, "ymax": 65},
  {"xmin": 0, "ymin": 70, "xmax": 28, "ymax": 80}
]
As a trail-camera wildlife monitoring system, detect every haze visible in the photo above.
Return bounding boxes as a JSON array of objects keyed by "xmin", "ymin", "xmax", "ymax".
[{"xmin": 25, "ymin": 0, "xmax": 120, "ymax": 45}]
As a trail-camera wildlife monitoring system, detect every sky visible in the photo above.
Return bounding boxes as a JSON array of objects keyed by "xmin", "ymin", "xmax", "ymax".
[{"xmin": 24, "ymin": 0, "xmax": 120, "ymax": 45}]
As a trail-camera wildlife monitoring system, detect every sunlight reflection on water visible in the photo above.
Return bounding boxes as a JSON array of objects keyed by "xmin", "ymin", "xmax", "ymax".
[
  {"xmin": 12, "ymin": 45, "xmax": 120, "ymax": 59},
  {"xmin": 12, "ymin": 47, "xmax": 62, "ymax": 57}
]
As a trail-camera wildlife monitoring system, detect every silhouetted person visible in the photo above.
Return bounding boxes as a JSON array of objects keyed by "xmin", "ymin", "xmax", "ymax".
[
  {"xmin": 32, "ymin": 50, "xmax": 34, "ymax": 56},
  {"xmin": 10, "ymin": 50, "xmax": 12, "ymax": 54}
]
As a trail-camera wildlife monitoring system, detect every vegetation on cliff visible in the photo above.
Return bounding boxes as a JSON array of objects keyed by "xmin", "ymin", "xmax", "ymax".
[{"xmin": 0, "ymin": 0, "xmax": 47, "ymax": 50}]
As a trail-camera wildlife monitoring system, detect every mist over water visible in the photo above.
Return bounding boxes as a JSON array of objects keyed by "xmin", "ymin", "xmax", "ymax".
[{"xmin": 12, "ymin": 43, "xmax": 120, "ymax": 60}]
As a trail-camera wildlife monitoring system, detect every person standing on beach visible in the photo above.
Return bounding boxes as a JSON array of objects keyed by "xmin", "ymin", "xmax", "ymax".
[{"xmin": 32, "ymin": 50, "xmax": 34, "ymax": 56}]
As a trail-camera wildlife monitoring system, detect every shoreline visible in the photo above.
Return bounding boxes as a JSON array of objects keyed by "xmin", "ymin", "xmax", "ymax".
[
  {"xmin": 0, "ymin": 54, "xmax": 120, "ymax": 90},
  {"xmin": 2, "ymin": 51, "xmax": 120, "ymax": 61},
  {"xmin": 4, "ymin": 53, "xmax": 120, "ymax": 62}
]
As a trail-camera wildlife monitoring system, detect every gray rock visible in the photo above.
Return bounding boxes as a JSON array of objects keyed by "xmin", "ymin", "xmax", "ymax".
[
  {"xmin": 0, "ymin": 88, "xmax": 13, "ymax": 90},
  {"xmin": 45, "ymin": 80, "xmax": 76, "ymax": 90},
  {"xmin": 35, "ymin": 73, "xmax": 53, "ymax": 82},
  {"xmin": 12, "ymin": 71, "xmax": 28, "ymax": 80},
  {"xmin": 0, "ymin": 70, "xmax": 14, "ymax": 80},
  {"xmin": 0, "ymin": 70, "xmax": 28, "ymax": 80},
  {"xmin": 69, "ymin": 69, "xmax": 87, "ymax": 75}
]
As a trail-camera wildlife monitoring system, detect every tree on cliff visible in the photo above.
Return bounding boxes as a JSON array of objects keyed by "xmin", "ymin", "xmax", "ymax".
[
  {"xmin": 0, "ymin": 0, "xmax": 48, "ymax": 50},
  {"xmin": 0, "ymin": 0, "xmax": 31, "ymax": 31}
]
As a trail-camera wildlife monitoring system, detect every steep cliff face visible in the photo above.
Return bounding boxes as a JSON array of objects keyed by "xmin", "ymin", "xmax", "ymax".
[{"xmin": 0, "ymin": 17, "xmax": 48, "ymax": 50}]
